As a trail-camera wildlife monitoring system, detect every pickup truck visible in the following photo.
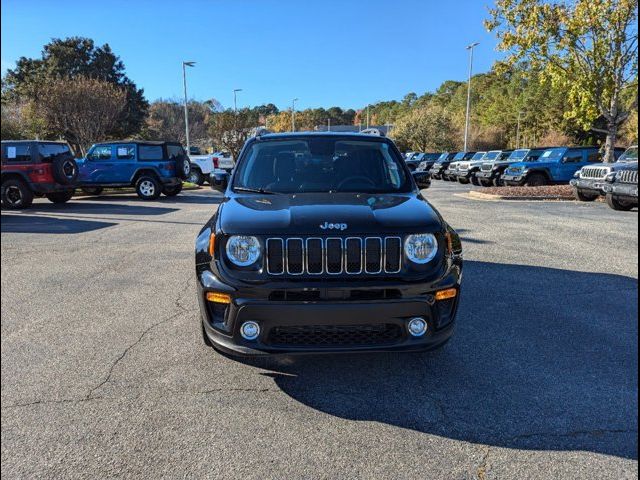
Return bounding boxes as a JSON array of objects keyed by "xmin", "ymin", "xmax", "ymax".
[{"xmin": 188, "ymin": 151, "xmax": 234, "ymax": 185}]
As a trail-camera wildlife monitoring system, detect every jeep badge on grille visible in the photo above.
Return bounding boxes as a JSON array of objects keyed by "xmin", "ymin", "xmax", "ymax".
[{"xmin": 320, "ymin": 222, "xmax": 347, "ymax": 231}]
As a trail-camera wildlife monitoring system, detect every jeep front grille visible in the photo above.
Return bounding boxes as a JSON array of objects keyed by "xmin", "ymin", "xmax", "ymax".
[
  {"xmin": 266, "ymin": 236, "xmax": 402, "ymax": 276},
  {"xmin": 581, "ymin": 167, "xmax": 610, "ymax": 180},
  {"xmin": 481, "ymin": 163, "xmax": 493, "ymax": 172},
  {"xmin": 267, "ymin": 324, "xmax": 403, "ymax": 347},
  {"xmin": 618, "ymin": 170, "xmax": 639, "ymax": 184}
]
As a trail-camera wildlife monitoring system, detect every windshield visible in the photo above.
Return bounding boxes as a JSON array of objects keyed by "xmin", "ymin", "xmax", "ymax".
[
  {"xmin": 484, "ymin": 151, "xmax": 501, "ymax": 161},
  {"xmin": 452, "ymin": 152, "xmax": 467, "ymax": 161},
  {"xmin": 233, "ymin": 138, "xmax": 411, "ymax": 194},
  {"xmin": 435, "ymin": 152, "xmax": 449, "ymax": 163},
  {"xmin": 508, "ymin": 149, "xmax": 529, "ymax": 161},
  {"xmin": 619, "ymin": 146, "xmax": 638, "ymax": 162},
  {"xmin": 471, "ymin": 152, "xmax": 486, "ymax": 161},
  {"xmin": 540, "ymin": 148, "xmax": 566, "ymax": 160}
]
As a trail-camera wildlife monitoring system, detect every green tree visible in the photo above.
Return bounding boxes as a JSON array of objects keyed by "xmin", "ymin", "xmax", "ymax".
[
  {"xmin": 142, "ymin": 100, "xmax": 212, "ymax": 148},
  {"xmin": 487, "ymin": 0, "xmax": 639, "ymax": 161},
  {"xmin": 3, "ymin": 37, "xmax": 148, "ymax": 140},
  {"xmin": 390, "ymin": 105, "xmax": 459, "ymax": 152}
]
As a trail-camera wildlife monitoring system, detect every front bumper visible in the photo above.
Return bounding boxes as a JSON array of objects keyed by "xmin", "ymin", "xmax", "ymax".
[
  {"xmin": 570, "ymin": 178, "xmax": 607, "ymax": 195},
  {"xmin": 197, "ymin": 268, "xmax": 462, "ymax": 356},
  {"xmin": 603, "ymin": 182, "xmax": 639, "ymax": 199},
  {"xmin": 476, "ymin": 170, "xmax": 497, "ymax": 181},
  {"xmin": 502, "ymin": 174, "xmax": 525, "ymax": 186}
]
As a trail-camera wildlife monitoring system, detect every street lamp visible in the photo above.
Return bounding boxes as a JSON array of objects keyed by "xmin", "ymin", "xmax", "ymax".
[
  {"xmin": 463, "ymin": 43, "xmax": 479, "ymax": 152},
  {"xmin": 516, "ymin": 110, "xmax": 527, "ymax": 149},
  {"xmin": 292, "ymin": 98, "xmax": 298, "ymax": 132},
  {"xmin": 233, "ymin": 88, "xmax": 243, "ymax": 113},
  {"xmin": 182, "ymin": 61, "xmax": 196, "ymax": 153}
]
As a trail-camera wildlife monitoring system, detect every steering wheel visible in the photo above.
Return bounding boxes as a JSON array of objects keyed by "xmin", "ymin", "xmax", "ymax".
[{"xmin": 336, "ymin": 176, "xmax": 376, "ymax": 190}]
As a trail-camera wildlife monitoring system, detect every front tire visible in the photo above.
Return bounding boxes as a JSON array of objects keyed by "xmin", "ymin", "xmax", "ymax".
[
  {"xmin": 573, "ymin": 188, "xmax": 598, "ymax": 202},
  {"xmin": 470, "ymin": 176, "xmax": 480, "ymax": 186},
  {"xmin": 606, "ymin": 194, "xmax": 635, "ymax": 211},
  {"xmin": 458, "ymin": 177, "xmax": 470, "ymax": 185},
  {"xmin": 525, "ymin": 173, "xmax": 547, "ymax": 187},
  {"xmin": 187, "ymin": 169, "xmax": 205, "ymax": 186},
  {"xmin": 46, "ymin": 190, "xmax": 75, "ymax": 204},
  {"xmin": 1, "ymin": 178, "xmax": 34, "ymax": 209},
  {"xmin": 162, "ymin": 183, "xmax": 183, "ymax": 196},
  {"xmin": 135, "ymin": 176, "xmax": 161, "ymax": 200}
]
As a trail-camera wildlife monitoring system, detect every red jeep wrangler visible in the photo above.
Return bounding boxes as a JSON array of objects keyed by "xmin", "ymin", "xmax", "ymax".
[{"xmin": 1, "ymin": 140, "xmax": 78, "ymax": 209}]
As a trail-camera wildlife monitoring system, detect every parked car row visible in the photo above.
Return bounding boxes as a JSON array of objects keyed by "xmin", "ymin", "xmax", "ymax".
[
  {"xmin": 405, "ymin": 145, "xmax": 638, "ymax": 211},
  {"xmin": 1, "ymin": 139, "xmax": 192, "ymax": 209}
]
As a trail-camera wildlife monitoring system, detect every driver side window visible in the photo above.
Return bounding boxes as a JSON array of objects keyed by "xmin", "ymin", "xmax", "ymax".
[{"xmin": 88, "ymin": 146, "xmax": 112, "ymax": 160}]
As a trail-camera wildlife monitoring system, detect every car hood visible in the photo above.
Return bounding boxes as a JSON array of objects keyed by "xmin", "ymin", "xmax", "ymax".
[{"xmin": 218, "ymin": 192, "xmax": 444, "ymax": 235}]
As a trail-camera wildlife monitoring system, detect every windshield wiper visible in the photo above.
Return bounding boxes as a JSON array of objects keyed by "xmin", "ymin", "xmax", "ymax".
[{"xmin": 233, "ymin": 186, "xmax": 276, "ymax": 194}]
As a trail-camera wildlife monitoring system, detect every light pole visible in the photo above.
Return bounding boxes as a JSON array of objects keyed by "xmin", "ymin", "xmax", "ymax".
[
  {"xmin": 463, "ymin": 42, "xmax": 479, "ymax": 152},
  {"xmin": 233, "ymin": 88, "xmax": 243, "ymax": 113},
  {"xmin": 516, "ymin": 110, "xmax": 526, "ymax": 148},
  {"xmin": 291, "ymin": 98, "xmax": 298, "ymax": 132},
  {"xmin": 366, "ymin": 105, "xmax": 370, "ymax": 129},
  {"xmin": 182, "ymin": 61, "xmax": 196, "ymax": 153},
  {"xmin": 327, "ymin": 118, "xmax": 331, "ymax": 132}
]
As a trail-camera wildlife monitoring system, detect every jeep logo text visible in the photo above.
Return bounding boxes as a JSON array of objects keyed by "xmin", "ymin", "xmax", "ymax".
[{"xmin": 319, "ymin": 222, "xmax": 347, "ymax": 231}]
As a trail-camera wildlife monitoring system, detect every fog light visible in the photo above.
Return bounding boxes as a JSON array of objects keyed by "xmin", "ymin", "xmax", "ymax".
[
  {"xmin": 435, "ymin": 288, "xmax": 457, "ymax": 301},
  {"xmin": 206, "ymin": 292, "xmax": 231, "ymax": 304},
  {"xmin": 240, "ymin": 321, "xmax": 260, "ymax": 341},
  {"xmin": 407, "ymin": 317, "xmax": 428, "ymax": 337}
]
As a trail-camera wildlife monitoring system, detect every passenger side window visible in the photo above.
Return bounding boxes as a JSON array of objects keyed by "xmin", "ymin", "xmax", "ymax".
[
  {"xmin": 138, "ymin": 145, "xmax": 164, "ymax": 161},
  {"xmin": 116, "ymin": 145, "xmax": 135, "ymax": 160},
  {"xmin": 88, "ymin": 146, "xmax": 112, "ymax": 161},
  {"xmin": 587, "ymin": 150, "xmax": 601, "ymax": 163},
  {"xmin": 3, "ymin": 144, "xmax": 31, "ymax": 162},
  {"xmin": 562, "ymin": 151, "xmax": 584, "ymax": 163}
]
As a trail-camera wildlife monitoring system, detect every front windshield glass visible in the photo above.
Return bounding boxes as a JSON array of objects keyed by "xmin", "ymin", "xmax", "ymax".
[
  {"xmin": 619, "ymin": 146, "xmax": 638, "ymax": 162},
  {"xmin": 233, "ymin": 138, "xmax": 411, "ymax": 194},
  {"xmin": 484, "ymin": 151, "xmax": 501, "ymax": 161},
  {"xmin": 508, "ymin": 149, "xmax": 529, "ymax": 161},
  {"xmin": 435, "ymin": 152, "xmax": 449, "ymax": 163},
  {"xmin": 452, "ymin": 152, "xmax": 467, "ymax": 161},
  {"xmin": 471, "ymin": 152, "xmax": 486, "ymax": 161}
]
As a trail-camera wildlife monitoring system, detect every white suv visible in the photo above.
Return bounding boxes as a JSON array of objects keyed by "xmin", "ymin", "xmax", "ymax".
[{"xmin": 188, "ymin": 151, "xmax": 235, "ymax": 185}]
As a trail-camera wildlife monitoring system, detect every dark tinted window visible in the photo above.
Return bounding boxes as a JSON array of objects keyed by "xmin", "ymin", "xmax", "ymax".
[
  {"xmin": 234, "ymin": 138, "xmax": 410, "ymax": 194},
  {"xmin": 563, "ymin": 150, "xmax": 584, "ymax": 163},
  {"xmin": 38, "ymin": 143, "xmax": 71, "ymax": 162},
  {"xmin": 3, "ymin": 144, "xmax": 31, "ymax": 162},
  {"xmin": 167, "ymin": 144, "xmax": 187, "ymax": 159},
  {"xmin": 138, "ymin": 145, "xmax": 164, "ymax": 161},
  {"xmin": 586, "ymin": 150, "xmax": 600, "ymax": 163}
]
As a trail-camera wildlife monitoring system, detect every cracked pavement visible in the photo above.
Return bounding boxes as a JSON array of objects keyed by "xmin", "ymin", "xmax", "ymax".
[{"xmin": 1, "ymin": 184, "xmax": 638, "ymax": 479}]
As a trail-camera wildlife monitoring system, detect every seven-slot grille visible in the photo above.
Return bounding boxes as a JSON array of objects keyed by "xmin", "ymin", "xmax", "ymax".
[
  {"xmin": 480, "ymin": 163, "xmax": 493, "ymax": 172},
  {"xmin": 580, "ymin": 166, "xmax": 610, "ymax": 179},
  {"xmin": 618, "ymin": 170, "xmax": 638, "ymax": 184},
  {"xmin": 266, "ymin": 236, "xmax": 402, "ymax": 276}
]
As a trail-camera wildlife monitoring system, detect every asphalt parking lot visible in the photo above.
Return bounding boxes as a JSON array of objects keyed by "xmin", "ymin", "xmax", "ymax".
[{"xmin": 1, "ymin": 181, "xmax": 638, "ymax": 479}]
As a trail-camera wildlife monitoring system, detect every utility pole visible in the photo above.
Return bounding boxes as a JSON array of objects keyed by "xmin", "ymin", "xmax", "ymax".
[
  {"xmin": 516, "ymin": 110, "xmax": 524, "ymax": 149},
  {"xmin": 463, "ymin": 43, "xmax": 479, "ymax": 152},
  {"xmin": 366, "ymin": 105, "xmax": 370, "ymax": 129},
  {"xmin": 327, "ymin": 118, "xmax": 331, "ymax": 132},
  {"xmin": 233, "ymin": 89, "xmax": 243, "ymax": 113},
  {"xmin": 182, "ymin": 61, "xmax": 196, "ymax": 153},
  {"xmin": 291, "ymin": 98, "xmax": 298, "ymax": 132}
]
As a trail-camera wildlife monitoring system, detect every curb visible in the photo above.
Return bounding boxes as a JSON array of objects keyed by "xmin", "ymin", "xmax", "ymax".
[{"xmin": 467, "ymin": 190, "xmax": 576, "ymax": 202}]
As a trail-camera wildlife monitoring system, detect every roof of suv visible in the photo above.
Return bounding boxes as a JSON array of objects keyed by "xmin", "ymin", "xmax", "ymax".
[
  {"xmin": 92, "ymin": 140, "xmax": 183, "ymax": 146},
  {"xmin": 1, "ymin": 140, "xmax": 68, "ymax": 145}
]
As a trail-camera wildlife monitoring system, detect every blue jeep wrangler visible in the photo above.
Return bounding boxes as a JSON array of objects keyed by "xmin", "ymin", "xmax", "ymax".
[
  {"xmin": 502, "ymin": 146, "xmax": 624, "ymax": 187},
  {"xmin": 77, "ymin": 141, "xmax": 191, "ymax": 200}
]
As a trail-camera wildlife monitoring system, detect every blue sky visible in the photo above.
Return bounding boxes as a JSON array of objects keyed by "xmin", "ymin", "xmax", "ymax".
[{"xmin": 1, "ymin": 0, "xmax": 500, "ymax": 111}]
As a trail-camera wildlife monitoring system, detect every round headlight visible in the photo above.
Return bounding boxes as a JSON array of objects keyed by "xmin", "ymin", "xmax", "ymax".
[
  {"xmin": 404, "ymin": 233, "xmax": 438, "ymax": 264},
  {"xmin": 226, "ymin": 235, "xmax": 261, "ymax": 266}
]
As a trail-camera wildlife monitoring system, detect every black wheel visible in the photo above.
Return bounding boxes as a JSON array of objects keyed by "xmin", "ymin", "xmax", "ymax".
[
  {"xmin": 458, "ymin": 177, "xmax": 470, "ymax": 185},
  {"xmin": 492, "ymin": 177, "xmax": 503, "ymax": 187},
  {"xmin": 135, "ymin": 175, "xmax": 161, "ymax": 200},
  {"xmin": 1, "ymin": 178, "xmax": 34, "ymax": 209},
  {"xmin": 46, "ymin": 190, "xmax": 75, "ymax": 204},
  {"xmin": 162, "ymin": 183, "xmax": 183, "ymax": 197},
  {"xmin": 525, "ymin": 173, "xmax": 547, "ymax": 187},
  {"xmin": 81, "ymin": 187, "xmax": 104, "ymax": 196},
  {"xmin": 606, "ymin": 194, "xmax": 635, "ymax": 211},
  {"xmin": 573, "ymin": 188, "xmax": 598, "ymax": 202},
  {"xmin": 187, "ymin": 169, "xmax": 204, "ymax": 186},
  {"xmin": 52, "ymin": 156, "xmax": 79, "ymax": 185},
  {"xmin": 470, "ymin": 176, "xmax": 481, "ymax": 186},
  {"xmin": 479, "ymin": 179, "xmax": 493, "ymax": 187}
]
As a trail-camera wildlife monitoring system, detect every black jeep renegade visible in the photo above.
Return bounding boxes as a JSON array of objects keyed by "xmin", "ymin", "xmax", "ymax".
[{"xmin": 195, "ymin": 133, "xmax": 463, "ymax": 356}]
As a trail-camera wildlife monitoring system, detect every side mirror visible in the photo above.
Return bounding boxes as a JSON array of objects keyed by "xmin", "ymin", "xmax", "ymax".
[
  {"xmin": 210, "ymin": 172, "xmax": 229, "ymax": 193},
  {"xmin": 413, "ymin": 171, "xmax": 431, "ymax": 189}
]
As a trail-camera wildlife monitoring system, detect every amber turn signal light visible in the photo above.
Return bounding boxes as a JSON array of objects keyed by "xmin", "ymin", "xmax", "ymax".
[
  {"xmin": 435, "ymin": 288, "xmax": 457, "ymax": 301},
  {"xmin": 208, "ymin": 233, "xmax": 216, "ymax": 256},
  {"xmin": 206, "ymin": 292, "xmax": 231, "ymax": 304}
]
